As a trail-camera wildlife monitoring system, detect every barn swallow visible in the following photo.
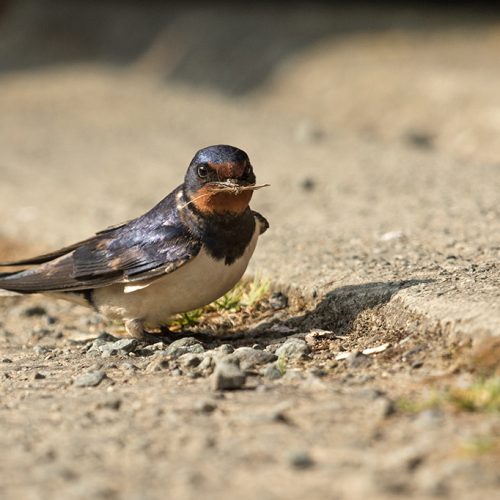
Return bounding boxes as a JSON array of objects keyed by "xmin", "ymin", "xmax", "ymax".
[{"xmin": 0, "ymin": 145, "xmax": 269, "ymax": 339}]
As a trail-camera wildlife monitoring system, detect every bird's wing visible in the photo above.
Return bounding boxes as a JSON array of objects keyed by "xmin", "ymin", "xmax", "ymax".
[
  {"xmin": 0, "ymin": 222, "xmax": 201, "ymax": 293},
  {"xmin": 0, "ymin": 219, "xmax": 133, "ymax": 267}
]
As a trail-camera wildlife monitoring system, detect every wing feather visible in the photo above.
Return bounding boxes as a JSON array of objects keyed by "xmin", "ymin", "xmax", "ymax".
[{"xmin": 0, "ymin": 189, "xmax": 201, "ymax": 293}]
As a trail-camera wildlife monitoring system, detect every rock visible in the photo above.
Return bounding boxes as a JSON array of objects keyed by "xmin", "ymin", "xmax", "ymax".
[
  {"xmin": 268, "ymin": 292, "xmax": 288, "ymax": 310},
  {"xmin": 146, "ymin": 357, "xmax": 170, "ymax": 372},
  {"xmin": 166, "ymin": 337, "xmax": 205, "ymax": 358},
  {"xmin": 32, "ymin": 372, "xmax": 46, "ymax": 380},
  {"xmin": 100, "ymin": 338, "xmax": 139, "ymax": 357},
  {"xmin": 214, "ymin": 344, "xmax": 234, "ymax": 355},
  {"xmin": 1, "ymin": 358, "xmax": 13, "ymax": 363},
  {"xmin": 211, "ymin": 358, "xmax": 246, "ymax": 391},
  {"xmin": 346, "ymin": 351, "xmax": 372, "ymax": 369},
  {"xmin": 194, "ymin": 399, "xmax": 218, "ymax": 414},
  {"xmin": 74, "ymin": 370, "xmax": 107, "ymax": 387},
  {"xmin": 371, "ymin": 396, "xmax": 395, "ymax": 419},
  {"xmin": 304, "ymin": 329, "xmax": 335, "ymax": 345},
  {"xmin": 140, "ymin": 342, "xmax": 166, "ymax": 354},
  {"xmin": 288, "ymin": 451, "xmax": 315, "ymax": 469},
  {"xmin": 275, "ymin": 339, "xmax": 310, "ymax": 360},
  {"xmin": 121, "ymin": 362, "xmax": 139, "ymax": 371},
  {"xmin": 264, "ymin": 363, "xmax": 284, "ymax": 380},
  {"xmin": 300, "ymin": 177, "xmax": 316, "ymax": 191},
  {"xmin": 269, "ymin": 324, "xmax": 297, "ymax": 334},
  {"xmin": 379, "ymin": 230, "xmax": 405, "ymax": 242},
  {"xmin": 22, "ymin": 306, "xmax": 47, "ymax": 317},
  {"xmin": 414, "ymin": 408, "xmax": 443, "ymax": 428},
  {"xmin": 196, "ymin": 355, "xmax": 215, "ymax": 375},
  {"xmin": 33, "ymin": 345, "xmax": 52, "ymax": 355},
  {"xmin": 96, "ymin": 397, "xmax": 122, "ymax": 411},
  {"xmin": 404, "ymin": 129, "xmax": 434, "ymax": 150},
  {"xmin": 86, "ymin": 334, "xmax": 120, "ymax": 355},
  {"xmin": 177, "ymin": 353, "xmax": 204, "ymax": 369},
  {"xmin": 230, "ymin": 347, "xmax": 277, "ymax": 370}
]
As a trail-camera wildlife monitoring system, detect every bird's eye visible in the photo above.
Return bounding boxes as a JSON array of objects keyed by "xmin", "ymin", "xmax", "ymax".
[
  {"xmin": 244, "ymin": 165, "xmax": 253, "ymax": 176},
  {"xmin": 197, "ymin": 164, "xmax": 209, "ymax": 178}
]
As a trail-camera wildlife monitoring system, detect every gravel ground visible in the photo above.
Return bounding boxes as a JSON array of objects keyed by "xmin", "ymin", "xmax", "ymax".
[{"xmin": 0, "ymin": 3, "xmax": 499, "ymax": 500}]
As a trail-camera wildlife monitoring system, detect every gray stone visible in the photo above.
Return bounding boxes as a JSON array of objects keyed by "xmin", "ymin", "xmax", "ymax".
[
  {"xmin": 99, "ymin": 338, "xmax": 139, "ymax": 357},
  {"xmin": 146, "ymin": 357, "xmax": 170, "ymax": 372},
  {"xmin": 214, "ymin": 344, "xmax": 234, "ymax": 355},
  {"xmin": 194, "ymin": 399, "xmax": 218, "ymax": 414},
  {"xmin": 140, "ymin": 342, "xmax": 166, "ymax": 353},
  {"xmin": 166, "ymin": 337, "xmax": 205, "ymax": 358},
  {"xmin": 371, "ymin": 396, "xmax": 395, "ymax": 419},
  {"xmin": 347, "ymin": 351, "xmax": 372, "ymax": 369},
  {"xmin": 275, "ymin": 339, "xmax": 310, "ymax": 360},
  {"xmin": 177, "ymin": 353, "xmax": 204, "ymax": 369},
  {"xmin": 230, "ymin": 347, "xmax": 277, "ymax": 370},
  {"xmin": 211, "ymin": 358, "xmax": 246, "ymax": 391},
  {"xmin": 86, "ymin": 334, "xmax": 119, "ymax": 355},
  {"xmin": 264, "ymin": 363, "xmax": 284, "ymax": 380},
  {"xmin": 289, "ymin": 451, "xmax": 315, "ymax": 469},
  {"xmin": 33, "ymin": 345, "xmax": 52, "ymax": 356},
  {"xmin": 268, "ymin": 292, "xmax": 288, "ymax": 310},
  {"xmin": 74, "ymin": 370, "xmax": 107, "ymax": 387},
  {"xmin": 196, "ymin": 355, "xmax": 215, "ymax": 375}
]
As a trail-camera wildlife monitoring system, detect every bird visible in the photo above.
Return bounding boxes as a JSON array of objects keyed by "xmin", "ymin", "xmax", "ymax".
[{"xmin": 0, "ymin": 145, "xmax": 269, "ymax": 339}]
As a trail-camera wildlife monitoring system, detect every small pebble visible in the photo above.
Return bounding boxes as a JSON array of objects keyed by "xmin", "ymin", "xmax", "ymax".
[
  {"xmin": 22, "ymin": 306, "xmax": 47, "ymax": 317},
  {"xmin": 229, "ymin": 347, "xmax": 277, "ymax": 370},
  {"xmin": 346, "ymin": 351, "xmax": 372, "ymax": 369},
  {"xmin": 195, "ymin": 400, "xmax": 218, "ymax": 414},
  {"xmin": 99, "ymin": 338, "xmax": 138, "ymax": 357},
  {"xmin": 211, "ymin": 358, "xmax": 246, "ymax": 391},
  {"xmin": 275, "ymin": 339, "xmax": 310, "ymax": 360},
  {"xmin": 404, "ymin": 129, "xmax": 434, "ymax": 149},
  {"xmin": 33, "ymin": 345, "xmax": 52, "ymax": 356},
  {"xmin": 97, "ymin": 397, "xmax": 122, "ymax": 411},
  {"xmin": 289, "ymin": 451, "xmax": 315, "ymax": 470},
  {"xmin": 166, "ymin": 337, "xmax": 205, "ymax": 358},
  {"xmin": 264, "ymin": 363, "xmax": 284, "ymax": 380},
  {"xmin": 74, "ymin": 370, "xmax": 107, "ymax": 387},
  {"xmin": 146, "ymin": 357, "xmax": 170, "ymax": 372},
  {"xmin": 178, "ymin": 353, "xmax": 204, "ymax": 369},
  {"xmin": 268, "ymin": 292, "xmax": 289, "ymax": 310}
]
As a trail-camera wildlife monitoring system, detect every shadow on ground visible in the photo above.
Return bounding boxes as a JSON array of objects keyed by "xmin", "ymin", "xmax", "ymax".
[{"xmin": 197, "ymin": 278, "xmax": 432, "ymax": 348}]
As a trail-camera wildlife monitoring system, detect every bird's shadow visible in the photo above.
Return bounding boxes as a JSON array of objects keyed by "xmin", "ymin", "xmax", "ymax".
[{"xmin": 188, "ymin": 278, "xmax": 432, "ymax": 349}]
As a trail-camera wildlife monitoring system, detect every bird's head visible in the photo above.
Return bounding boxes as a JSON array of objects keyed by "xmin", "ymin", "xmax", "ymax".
[{"xmin": 183, "ymin": 145, "xmax": 267, "ymax": 215}]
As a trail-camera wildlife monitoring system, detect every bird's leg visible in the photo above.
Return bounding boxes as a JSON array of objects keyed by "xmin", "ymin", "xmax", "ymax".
[
  {"xmin": 124, "ymin": 318, "xmax": 162, "ymax": 343},
  {"xmin": 124, "ymin": 318, "xmax": 145, "ymax": 338}
]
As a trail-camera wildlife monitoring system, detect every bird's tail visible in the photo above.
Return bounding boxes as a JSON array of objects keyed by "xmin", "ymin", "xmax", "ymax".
[{"xmin": 0, "ymin": 270, "xmax": 30, "ymax": 295}]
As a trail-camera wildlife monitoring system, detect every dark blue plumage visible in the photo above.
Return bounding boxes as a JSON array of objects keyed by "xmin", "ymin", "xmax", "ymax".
[{"xmin": 0, "ymin": 145, "xmax": 268, "ymax": 296}]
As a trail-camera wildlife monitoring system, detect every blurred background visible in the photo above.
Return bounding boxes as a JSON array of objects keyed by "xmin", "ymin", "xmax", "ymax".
[{"xmin": 0, "ymin": 0, "xmax": 499, "ymax": 249}]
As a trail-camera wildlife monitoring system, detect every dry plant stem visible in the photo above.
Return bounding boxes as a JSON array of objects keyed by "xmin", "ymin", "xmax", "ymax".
[{"xmin": 180, "ymin": 183, "xmax": 270, "ymax": 209}]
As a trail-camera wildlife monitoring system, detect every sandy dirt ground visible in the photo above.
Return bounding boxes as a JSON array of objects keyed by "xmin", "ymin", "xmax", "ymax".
[{"xmin": 0, "ymin": 3, "xmax": 499, "ymax": 500}]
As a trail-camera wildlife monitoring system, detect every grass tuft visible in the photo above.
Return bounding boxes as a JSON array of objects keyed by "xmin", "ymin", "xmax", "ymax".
[
  {"xmin": 448, "ymin": 377, "xmax": 500, "ymax": 413},
  {"xmin": 168, "ymin": 275, "xmax": 272, "ymax": 330},
  {"xmin": 396, "ymin": 376, "xmax": 500, "ymax": 415}
]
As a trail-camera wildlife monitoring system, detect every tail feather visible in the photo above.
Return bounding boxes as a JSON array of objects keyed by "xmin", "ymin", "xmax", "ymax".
[{"xmin": 0, "ymin": 270, "xmax": 25, "ymax": 296}]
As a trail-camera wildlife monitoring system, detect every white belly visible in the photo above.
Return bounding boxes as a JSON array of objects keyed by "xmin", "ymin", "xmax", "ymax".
[{"xmin": 92, "ymin": 226, "xmax": 260, "ymax": 327}]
